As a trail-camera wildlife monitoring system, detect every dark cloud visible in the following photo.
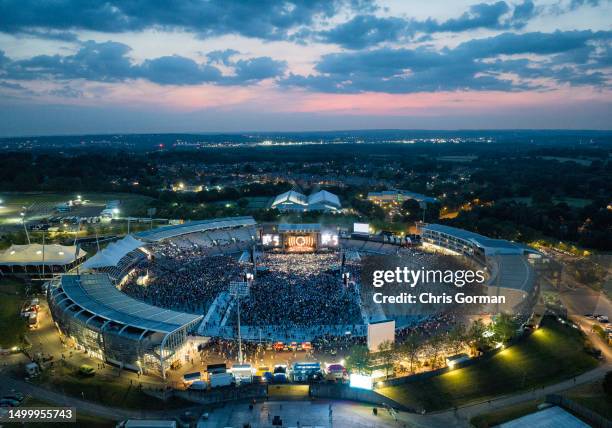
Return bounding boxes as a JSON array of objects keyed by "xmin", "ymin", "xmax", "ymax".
[
  {"xmin": 453, "ymin": 30, "xmax": 612, "ymax": 57},
  {"xmin": 230, "ymin": 57, "xmax": 287, "ymax": 83},
  {"xmin": 207, "ymin": 49, "xmax": 240, "ymax": 66},
  {"xmin": 5, "ymin": 41, "xmax": 136, "ymax": 82},
  {"xmin": 317, "ymin": 1, "xmax": 540, "ymax": 49},
  {"xmin": 282, "ymin": 30, "xmax": 612, "ymax": 93},
  {"xmin": 510, "ymin": 0, "xmax": 536, "ymax": 28},
  {"xmin": 0, "ymin": 40, "xmax": 287, "ymax": 87},
  {"xmin": 13, "ymin": 29, "xmax": 80, "ymax": 42},
  {"xmin": 422, "ymin": 1, "xmax": 511, "ymax": 33},
  {"xmin": 318, "ymin": 15, "xmax": 411, "ymax": 49},
  {"xmin": 0, "ymin": 0, "xmax": 354, "ymax": 41},
  {"xmin": 139, "ymin": 56, "xmax": 222, "ymax": 85},
  {"xmin": 568, "ymin": 0, "xmax": 601, "ymax": 10}
]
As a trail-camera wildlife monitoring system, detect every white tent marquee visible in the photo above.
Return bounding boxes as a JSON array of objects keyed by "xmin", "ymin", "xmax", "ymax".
[{"xmin": 0, "ymin": 243, "xmax": 86, "ymax": 267}]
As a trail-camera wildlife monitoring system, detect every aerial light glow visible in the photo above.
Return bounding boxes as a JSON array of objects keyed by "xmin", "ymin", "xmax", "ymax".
[{"xmin": 349, "ymin": 373, "xmax": 373, "ymax": 390}]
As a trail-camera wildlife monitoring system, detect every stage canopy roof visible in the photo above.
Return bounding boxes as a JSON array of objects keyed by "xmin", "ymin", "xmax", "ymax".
[
  {"xmin": 82, "ymin": 235, "xmax": 144, "ymax": 269},
  {"xmin": 0, "ymin": 243, "xmax": 86, "ymax": 266}
]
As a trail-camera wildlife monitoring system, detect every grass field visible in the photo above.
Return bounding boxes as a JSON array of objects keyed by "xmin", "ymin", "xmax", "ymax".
[
  {"xmin": 245, "ymin": 196, "xmax": 272, "ymax": 209},
  {"xmin": 0, "ymin": 192, "xmax": 153, "ymax": 225},
  {"xmin": 39, "ymin": 364, "xmax": 189, "ymax": 411},
  {"xmin": 563, "ymin": 379, "xmax": 612, "ymax": 420},
  {"xmin": 379, "ymin": 318, "xmax": 598, "ymax": 411},
  {"xmin": 470, "ymin": 399, "xmax": 543, "ymax": 428},
  {"xmin": 0, "ymin": 277, "xmax": 27, "ymax": 348}
]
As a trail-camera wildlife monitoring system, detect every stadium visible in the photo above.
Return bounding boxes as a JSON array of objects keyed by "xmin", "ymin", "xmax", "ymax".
[{"xmin": 47, "ymin": 216, "xmax": 540, "ymax": 378}]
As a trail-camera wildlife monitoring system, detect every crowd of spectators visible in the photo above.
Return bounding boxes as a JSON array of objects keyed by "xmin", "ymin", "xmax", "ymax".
[
  {"xmin": 239, "ymin": 253, "xmax": 363, "ymax": 327},
  {"xmin": 121, "ymin": 242, "xmax": 243, "ymax": 313}
]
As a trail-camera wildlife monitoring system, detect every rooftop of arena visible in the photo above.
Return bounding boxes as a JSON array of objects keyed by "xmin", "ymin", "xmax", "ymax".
[
  {"xmin": 422, "ymin": 223, "xmax": 536, "ymax": 256},
  {"xmin": 57, "ymin": 274, "xmax": 202, "ymax": 333},
  {"xmin": 135, "ymin": 216, "xmax": 256, "ymax": 242}
]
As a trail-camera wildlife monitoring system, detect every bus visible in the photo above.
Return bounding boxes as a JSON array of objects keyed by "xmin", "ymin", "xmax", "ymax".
[{"xmin": 290, "ymin": 362, "xmax": 322, "ymax": 382}]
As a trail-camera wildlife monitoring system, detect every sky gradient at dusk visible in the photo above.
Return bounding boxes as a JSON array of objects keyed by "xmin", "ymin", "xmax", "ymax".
[{"xmin": 0, "ymin": 0, "xmax": 610, "ymax": 136}]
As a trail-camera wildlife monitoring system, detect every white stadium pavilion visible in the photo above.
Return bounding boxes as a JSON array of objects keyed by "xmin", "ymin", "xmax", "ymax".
[{"xmin": 270, "ymin": 190, "xmax": 341, "ymax": 212}]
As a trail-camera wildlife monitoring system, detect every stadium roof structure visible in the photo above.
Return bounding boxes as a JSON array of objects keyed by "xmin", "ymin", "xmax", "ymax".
[
  {"xmin": 423, "ymin": 224, "xmax": 533, "ymax": 255},
  {"xmin": 82, "ymin": 235, "xmax": 144, "ymax": 269},
  {"xmin": 278, "ymin": 223, "xmax": 322, "ymax": 233},
  {"xmin": 0, "ymin": 243, "xmax": 86, "ymax": 266},
  {"xmin": 136, "ymin": 216, "xmax": 256, "ymax": 242},
  {"xmin": 59, "ymin": 274, "xmax": 202, "ymax": 333}
]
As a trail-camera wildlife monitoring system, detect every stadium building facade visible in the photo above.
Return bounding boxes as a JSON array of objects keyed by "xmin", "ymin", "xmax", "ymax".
[
  {"xmin": 421, "ymin": 224, "xmax": 540, "ymax": 312},
  {"xmin": 48, "ymin": 274, "xmax": 202, "ymax": 377}
]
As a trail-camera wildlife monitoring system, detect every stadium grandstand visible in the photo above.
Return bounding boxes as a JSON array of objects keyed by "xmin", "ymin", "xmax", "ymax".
[
  {"xmin": 271, "ymin": 190, "xmax": 341, "ymax": 212},
  {"xmin": 80, "ymin": 217, "xmax": 258, "ymax": 282},
  {"xmin": 46, "ymin": 216, "xmax": 258, "ymax": 377},
  {"xmin": 48, "ymin": 274, "xmax": 202, "ymax": 377},
  {"xmin": 421, "ymin": 223, "xmax": 540, "ymax": 312},
  {"xmin": 135, "ymin": 216, "xmax": 257, "ymax": 242},
  {"xmin": 0, "ymin": 243, "xmax": 86, "ymax": 278},
  {"xmin": 44, "ymin": 216, "xmax": 540, "ymax": 372}
]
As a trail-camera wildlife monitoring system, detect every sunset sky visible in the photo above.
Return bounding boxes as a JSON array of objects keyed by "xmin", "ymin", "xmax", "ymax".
[{"xmin": 0, "ymin": 0, "xmax": 610, "ymax": 136}]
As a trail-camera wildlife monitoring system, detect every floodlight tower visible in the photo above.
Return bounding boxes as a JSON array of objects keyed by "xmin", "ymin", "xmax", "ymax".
[
  {"xmin": 230, "ymin": 280, "xmax": 250, "ymax": 364},
  {"xmin": 20, "ymin": 209, "xmax": 31, "ymax": 244}
]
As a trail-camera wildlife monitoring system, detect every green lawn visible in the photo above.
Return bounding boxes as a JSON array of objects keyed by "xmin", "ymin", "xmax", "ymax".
[
  {"xmin": 245, "ymin": 196, "xmax": 272, "ymax": 209},
  {"xmin": 379, "ymin": 318, "xmax": 598, "ymax": 411},
  {"xmin": 0, "ymin": 192, "xmax": 153, "ymax": 224},
  {"xmin": 40, "ymin": 364, "xmax": 189, "ymax": 411},
  {"xmin": 470, "ymin": 399, "xmax": 543, "ymax": 428},
  {"xmin": 0, "ymin": 277, "xmax": 27, "ymax": 348},
  {"xmin": 563, "ymin": 379, "xmax": 612, "ymax": 420}
]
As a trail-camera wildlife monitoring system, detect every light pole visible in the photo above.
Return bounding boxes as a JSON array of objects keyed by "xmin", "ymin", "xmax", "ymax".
[
  {"xmin": 230, "ymin": 280, "xmax": 249, "ymax": 364},
  {"xmin": 20, "ymin": 211, "xmax": 31, "ymax": 244}
]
